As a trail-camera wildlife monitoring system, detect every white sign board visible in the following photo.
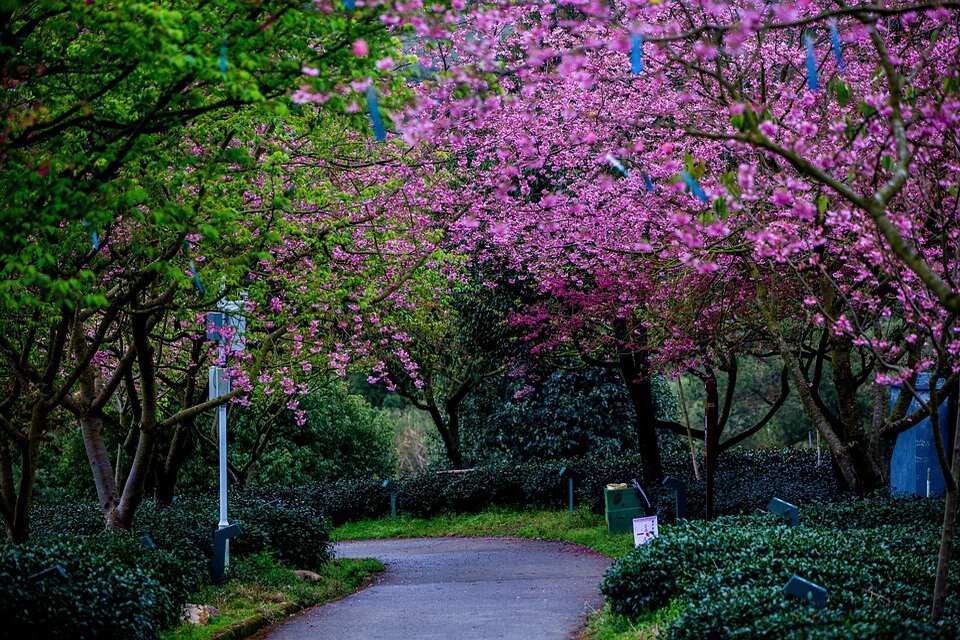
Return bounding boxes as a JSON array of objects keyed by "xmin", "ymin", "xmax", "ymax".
[
  {"xmin": 217, "ymin": 299, "xmax": 247, "ymax": 352},
  {"xmin": 632, "ymin": 516, "xmax": 659, "ymax": 547}
]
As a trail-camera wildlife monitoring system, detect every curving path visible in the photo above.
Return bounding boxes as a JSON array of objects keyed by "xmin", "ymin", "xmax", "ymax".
[{"xmin": 257, "ymin": 537, "xmax": 612, "ymax": 640}]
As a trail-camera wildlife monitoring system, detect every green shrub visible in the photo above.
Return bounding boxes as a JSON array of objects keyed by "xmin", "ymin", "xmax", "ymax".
[
  {"xmin": 30, "ymin": 491, "xmax": 105, "ymax": 537},
  {"xmin": 459, "ymin": 367, "xmax": 643, "ymax": 465},
  {"xmin": 705, "ymin": 449, "xmax": 841, "ymax": 517},
  {"xmin": 231, "ymin": 492, "xmax": 332, "ymax": 570},
  {"xmin": 802, "ymin": 494, "xmax": 945, "ymax": 529},
  {"xmin": 252, "ymin": 392, "xmax": 397, "ymax": 485},
  {"xmin": 666, "ymin": 584, "xmax": 960, "ymax": 640},
  {"xmin": 134, "ymin": 496, "xmax": 215, "ymax": 563},
  {"xmin": 0, "ymin": 533, "xmax": 193, "ymax": 638},
  {"xmin": 177, "ymin": 390, "xmax": 397, "ymax": 492},
  {"xmin": 601, "ymin": 504, "xmax": 960, "ymax": 640},
  {"xmin": 32, "ymin": 490, "xmax": 332, "ymax": 572},
  {"xmin": 309, "ymin": 477, "xmax": 390, "ymax": 525},
  {"xmin": 310, "ymin": 448, "xmax": 840, "ymax": 525}
]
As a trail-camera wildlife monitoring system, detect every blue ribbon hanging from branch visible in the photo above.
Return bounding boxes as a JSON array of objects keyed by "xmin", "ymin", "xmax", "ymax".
[
  {"xmin": 804, "ymin": 33, "xmax": 819, "ymax": 92},
  {"xmin": 605, "ymin": 153, "xmax": 629, "ymax": 178},
  {"xmin": 641, "ymin": 172, "xmax": 655, "ymax": 193},
  {"xmin": 82, "ymin": 219, "xmax": 100, "ymax": 251},
  {"xmin": 630, "ymin": 33, "xmax": 643, "ymax": 74},
  {"xmin": 219, "ymin": 39, "xmax": 228, "ymax": 76},
  {"xmin": 680, "ymin": 170, "xmax": 709, "ymax": 202},
  {"xmin": 829, "ymin": 19, "xmax": 845, "ymax": 71},
  {"xmin": 189, "ymin": 261, "xmax": 205, "ymax": 295},
  {"xmin": 182, "ymin": 242, "xmax": 205, "ymax": 295},
  {"xmin": 366, "ymin": 86, "xmax": 387, "ymax": 142}
]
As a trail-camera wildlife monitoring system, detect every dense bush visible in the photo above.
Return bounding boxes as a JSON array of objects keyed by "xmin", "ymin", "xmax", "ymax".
[
  {"xmin": 601, "ymin": 498, "xmax": 960, "ymax": 640},
  {"xmin": 802, "ymin": 494, "xmax": 945, "ymax": 529},
  {"xmin": 459, "ymin": 367, "xmax": 643, "ymax": 465},
  {"xmin": 668, "ymin": 584, "xmax": 960, "ymax": 640},
  {"xmin": 17, "ymin": 489, "xmax": 332, "ymax": 637},
  {"xmin": 0, "ymin": 533, "xmax": 196, "ymax": 638},
  {"xmin": 32, "ymin": 490, "xmax": 332, "ymax": 571},
  {"xmin": 704, "ymin": 448, "xmax": 842, "ymax": 517},
  {"xmin": 251, "ymin": 392, "xmax": 397, "ymax": 485},
  {"xmin": 310, "ymin": 447, "xmax": 840, "ymax": 525},
  {"xmin": 176, "ymin": 390, "xmax": 396, "ymax": 493}
]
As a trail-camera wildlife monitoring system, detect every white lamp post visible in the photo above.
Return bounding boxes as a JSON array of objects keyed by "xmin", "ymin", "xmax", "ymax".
[{"xmin": 207, "ymin": 299, "xmax": 246, "ymax": 570}]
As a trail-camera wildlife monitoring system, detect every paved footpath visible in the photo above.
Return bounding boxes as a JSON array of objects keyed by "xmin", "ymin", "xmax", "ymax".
[{"xmin": 257, "ymin": 537, "xmax": 612, "ymax": 640}]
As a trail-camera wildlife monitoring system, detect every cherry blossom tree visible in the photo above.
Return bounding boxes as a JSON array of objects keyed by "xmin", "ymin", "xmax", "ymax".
[{"xmin": 377, "ymin": 0, "xmax": 960, "ymax": 615}]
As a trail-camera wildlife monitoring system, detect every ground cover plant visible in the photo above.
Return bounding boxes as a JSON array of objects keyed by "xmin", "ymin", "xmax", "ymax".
[{"xmin": 602, "ymin": 496, "xmax": 960, "ymax": 639}]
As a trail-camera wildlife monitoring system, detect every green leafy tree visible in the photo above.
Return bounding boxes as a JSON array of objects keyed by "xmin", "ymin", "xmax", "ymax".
[{"xmin": 0, "ymin": 0, "xmax": 406, "ymax": 541}]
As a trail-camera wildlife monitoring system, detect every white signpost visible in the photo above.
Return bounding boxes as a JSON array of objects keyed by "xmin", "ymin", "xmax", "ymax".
[{"xmin": 632, "ymin": 515, "xmax": 659, "ymax": 547}]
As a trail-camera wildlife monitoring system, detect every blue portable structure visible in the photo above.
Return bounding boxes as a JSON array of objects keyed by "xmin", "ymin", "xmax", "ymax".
[{"xmin": 890, "ymin": 374, "xmax": 955, "ymax": 497}]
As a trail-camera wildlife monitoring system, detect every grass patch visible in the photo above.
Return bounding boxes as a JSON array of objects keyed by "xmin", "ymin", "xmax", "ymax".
[
  {"xmin": 332, "ymin": 507, "xmax": 636, "ymax": 558},
  {"xmin": 579, "ymin": 601, "xmax": 683, "ymax": 640},
  {"xmin": 160, "ymin": 554, "xmax": 383, "ymax": 640}
]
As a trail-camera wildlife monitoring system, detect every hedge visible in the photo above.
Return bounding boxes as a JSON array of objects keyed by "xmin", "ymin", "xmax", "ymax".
[
  {"xmin": 31, "ymin": 491, "xmax": 332, "ymax": 572},
  {"xmin": 0, "ymin": 533, "xmax": 196, "ymax": 639},
  {"xmin": 601, "ymin": 496, "xmax": 960, "ymax": 640},
  {"xmin": 307, "ymin": 448, "xmax": 841, "ymax": 525},
  {"xmin": 10, "ymin": 490, "xmax": 333, "ymax": 637}
]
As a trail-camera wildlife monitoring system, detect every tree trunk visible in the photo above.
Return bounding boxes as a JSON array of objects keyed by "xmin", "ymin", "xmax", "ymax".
[
  {"xmin": 80, "ymin": 415, "xmax": 121, "ymax": 529},
  {"xmin": 115, "ymin": 427, "xmax": 158, "ymax": 529},
  {"xmin": 154, "ymin": 422, "xmax": 194, "ymax": 505},
  {"xmin": 752, "ymin": 263, "xmax": 889, "ymax": 496},
  {"xmin": 113, "ymin": 310, "xmax": 161, "ymax": 530},
  {"xmin": 619, "ymin": 352, "xmax": 664, "ymax": 488},
  {"xmin": 0, "ymin": 439, "xmax": 28, "ymax": 543},
  {"xmin": 931, "ymin": 388, "xmax": 960, "ymax": 620},
  {"xmin": 3, "ymin": 408, "xmax": 45, "ymax": 543},
  {"xmin": 444, "ymin": 396, "xmax": 465, "ymax": 469},
  {"xmin": 428, "ymin": 406, "xmax": 464, "ymax": 469},
  {"xmin": 704, "ymin": 376, "xmax": 720, "ymax": 520}
]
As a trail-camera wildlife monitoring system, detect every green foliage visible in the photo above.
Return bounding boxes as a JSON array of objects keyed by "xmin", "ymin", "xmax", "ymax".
[
  {"xmin": 36, "ymin": 428, "xmax": 99, "ymax": 500},
  {"xmin": 253, "ymin": 392, "xmax": 397, "ymax": 486},
  {"xmin": 0, "ymin": 0, "xmax": 400, "ymax": 306},
  {"xmin": 802, "ymin": 494, "xmax": 945, "ymax": 530},
  {"xmin": 32, "ymin": 490, "xmax": 332, "ymax": 572},
  {"xmin": 601, "ymin": 498, "xmax": 960, "ymax": 639},
  {"xmin": 0, "ymin": 533, "xmax": 196, "ymax": 638},
  {"xmin": 30, "ymin": 488, "xmax": 106, "ymax": 536},
  {"xmin": 349, "ymin": 373, "xmax": 412, "ymax": 409},
  {"xmin": 667, "ymin": 584, "xmax": 960, "ymax": 640},
  {"xmin": 702, "ymin": 448, "xmax": 842, "ymax": 516},
  {"xmin": 460, "ymin": 367, "xmax": 642, "ymax": 465},
  {"xmin": 231, "ymin": 494, "xmax": 332, "ymax": 571},
  {"xmin": 311, "ymin": 448, "xmax": 840, "ymax": 525},
  {"xmin": 151, "ymin": 391, "xmax": 395, "ymax": 496},
  {"xmin": 458, "ymin": 358, "xmax": 681, "ymax": 468}
]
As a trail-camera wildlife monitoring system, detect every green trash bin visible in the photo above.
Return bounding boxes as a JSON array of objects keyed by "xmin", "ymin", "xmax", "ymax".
[{"xmin": 604, "ymin": 486, "xmax": 644, "ymax": 534}]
